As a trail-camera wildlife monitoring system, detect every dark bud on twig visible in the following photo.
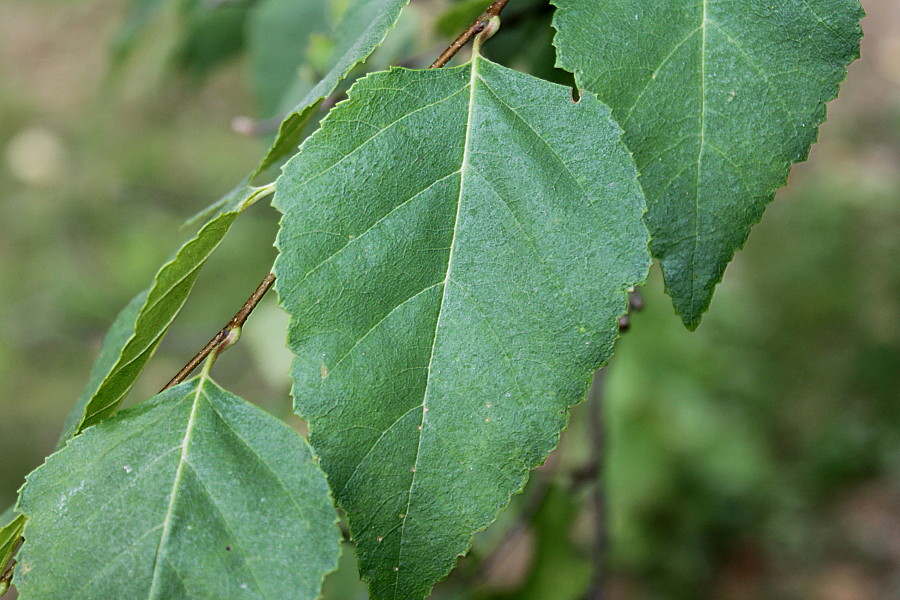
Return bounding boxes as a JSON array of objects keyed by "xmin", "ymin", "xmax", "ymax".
[{"xmin": 629, "ymin": 289, "xmax": 644, "ymax": 312}]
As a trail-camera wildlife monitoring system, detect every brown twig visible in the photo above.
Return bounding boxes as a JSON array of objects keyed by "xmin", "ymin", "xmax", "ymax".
[
  {"xmin": 582, "ymin": 291, "xmax": 644, "ymax": 599},
  {"xmin": 161, "ymin": 273, "xmax": 275, "ymax": 391},
  {"xmin": 617, "ymin": 289, "xmax": 644, "ymax": 332},
  {"xmin": 430, "ymin": 0, "xmax": 511, "ymax": 68},
  {"xmin": 584, "ymin": 369, "xmax": 608, "ymax": 600},
  {"xmin": 1, "ymin": 559, "xmax": 15, "ymax": 591}
]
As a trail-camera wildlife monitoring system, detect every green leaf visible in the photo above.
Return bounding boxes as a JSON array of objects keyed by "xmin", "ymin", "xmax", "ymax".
[
  {"xmin": 57, "ymin": 291, "xmax": 148, "ymax": 444},
  {"xmin": 551, "ymin": 0, "xmax": 864, "ymax": 328},
  {"xmin": 274, "ymin": 55, "xmax": 650, "ymax": 599},
  {"xmin": 0, "ymin": 513, "xmax": 24, "ymax": 595},
  {"xmin": 174, "ymin": 1, "xmax": 253, "ymax": 77},
  {"xmin": 252, "ymin": 0, "xmax": 410, "ymax": 178},
  {"xmin": 58, "ymin": 186, "xmax": 256, "ymax": 442},
  {"xmin": 111, "ymin": 0, "xmax": 168, "ymax": 63},
  {"xmin": 15, "ymin": 376, "xmax": 340, "ymax": 600},
  {"xmin": 246, "ymin": 0, "xmax": 330, "ymax": 118}
]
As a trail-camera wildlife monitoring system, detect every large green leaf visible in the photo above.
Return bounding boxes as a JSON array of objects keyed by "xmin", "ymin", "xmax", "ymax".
[
  {"xmin": 252, "ymin": 0, "xmax": 410, "ymax": 177},
  {"xmin": 552, "ymin": 0, "xmax": 864, "ymax": 328},
  {"xmin": 58, "ymin": 184, "xmax": 258, "ymax": 442},
  {"xmin": 274, "ymin": 55, "xmax": 650, "ymax": 599},
  {"xmin": 15, "ymin": 376, "xmax": 340, "ymax": 599}
]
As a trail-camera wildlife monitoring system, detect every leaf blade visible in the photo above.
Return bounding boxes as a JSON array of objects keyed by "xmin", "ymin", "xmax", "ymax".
[
  {"xmin": 15, "ymin": 378, "xmax": 340, "ymax": 600},
  {"xmin": 551, "ymin": 0, "xmax": 864, "ymax": 328},
  {"xmin": 274, "ymin": 57, "xmax": 650, "ymax": 599}
]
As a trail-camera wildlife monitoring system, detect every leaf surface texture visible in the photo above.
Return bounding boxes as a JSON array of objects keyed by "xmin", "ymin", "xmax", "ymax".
[{"xmin": 274, "ymin": 56, "xmax": 650, "ymax": 599}]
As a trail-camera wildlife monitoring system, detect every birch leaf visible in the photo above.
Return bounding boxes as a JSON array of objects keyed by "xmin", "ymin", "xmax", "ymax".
[
  {"xmin": 274, "ymin": 55, "xmax": 650, "ymax": 599},
  {"xmin": 15, "ymin": 377, "xmax": 340, "ymax": 600},
  {"xmin": 552, "ymin": 0, "xmax": 864, "ymax": 328}
]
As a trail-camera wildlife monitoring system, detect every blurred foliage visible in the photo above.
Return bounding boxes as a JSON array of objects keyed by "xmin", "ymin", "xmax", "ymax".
[{"xmin": 1, "ymin": 0, "xmax": 898, "ymax": 599}]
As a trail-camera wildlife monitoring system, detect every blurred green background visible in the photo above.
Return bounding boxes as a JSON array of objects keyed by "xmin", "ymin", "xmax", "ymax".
[{"xmin": 1, "ymin": 1, "xmax": 897, "ymax": 599}]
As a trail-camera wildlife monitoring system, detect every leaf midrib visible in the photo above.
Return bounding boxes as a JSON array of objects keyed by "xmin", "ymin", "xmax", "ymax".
[
  {"xmin": 389, "ymin": 54, "xmax": 481, "ymax": 595},
  {"xmin": 689, "ymin": 0, "xmax": 709, "ymax": 314},
  {"xmin": 146, "ymin": 380, "xmax": 204, "ymax": 600}
]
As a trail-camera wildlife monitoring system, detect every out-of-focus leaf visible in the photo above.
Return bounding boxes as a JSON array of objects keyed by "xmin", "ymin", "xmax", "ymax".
[
  {"xmin": 246, "ymin": 0, "xmax": 331, "ymax": 118},
  {"xmin": 252, "ymin": 0, "xmax": 410, "ymax": 178},
  {"xmin": 435, "ymin": 0, "xmax": 486, "ymax": 38},
  {"xmin": 111, "ymin": 0, "xmax": 169, "ymax": 62},
  {"xmin": 552, "ymin": 0, "xmax": 864, "ymax": 328},
  {"xmin": 274, "ymin": 53, "xmax": 649, "ymax": 599},
  {"xmin": 512, "ymin": 485, "xmax": 591, "ymax": 600},
  {"xmin": 174, "ymin": 1, "xmax": 253, "ymax": 76},
  {"xmin": 15, "ymin": 377, "xmax": 340, "ymax": 599}
]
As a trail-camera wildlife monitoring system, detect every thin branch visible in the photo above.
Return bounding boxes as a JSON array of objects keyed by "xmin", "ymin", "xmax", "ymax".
[
  {"xmin": 430, "ymin": 0, "xmax": 512, "ymax": 68},
  {"xmin": 161, "ymin": 273, "xmax": 275, "ymax": 391},
  {"xmin": 1, "ymin": 559, "xmax": 15, "ymax": 593},
  {"xmin": 584, "ymin": 370, "xmax": 608, "ymax": 600},
  {"xmin": 582, "ymin": 290, "xmax": 644, "ymax": 600}
]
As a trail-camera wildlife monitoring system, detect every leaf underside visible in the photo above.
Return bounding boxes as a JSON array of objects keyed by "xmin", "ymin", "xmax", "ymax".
[
  {"xmin": 274, "ymin": 56, "xmax": 650, "ymax": 599},
  {"xmin": 552, "ymin": 0, "xmax": 864, "ymax": 328},
  {"xmin": 15, "ymin": 378, "xmax": 340, "ymax": 600}
]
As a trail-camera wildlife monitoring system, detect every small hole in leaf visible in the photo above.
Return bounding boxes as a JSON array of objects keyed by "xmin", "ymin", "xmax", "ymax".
[
  {"xmin": 226, "ymin": 546, "xmax": 231, "ymax": 551},
  {"xmin": 570, "ymin": 87, "xmax": 582, "ymax": 104}
]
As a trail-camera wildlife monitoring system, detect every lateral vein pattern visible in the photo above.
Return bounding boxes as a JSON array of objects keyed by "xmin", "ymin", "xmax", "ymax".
[{"xmin": 275, "ymin": 55, "xmax": 650, "ymax": 600}]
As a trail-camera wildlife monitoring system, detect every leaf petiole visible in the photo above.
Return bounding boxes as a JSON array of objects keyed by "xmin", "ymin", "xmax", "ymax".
[{"xmin": 239, "ymin": 182, "xmax": 277, "ymax": 211}]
